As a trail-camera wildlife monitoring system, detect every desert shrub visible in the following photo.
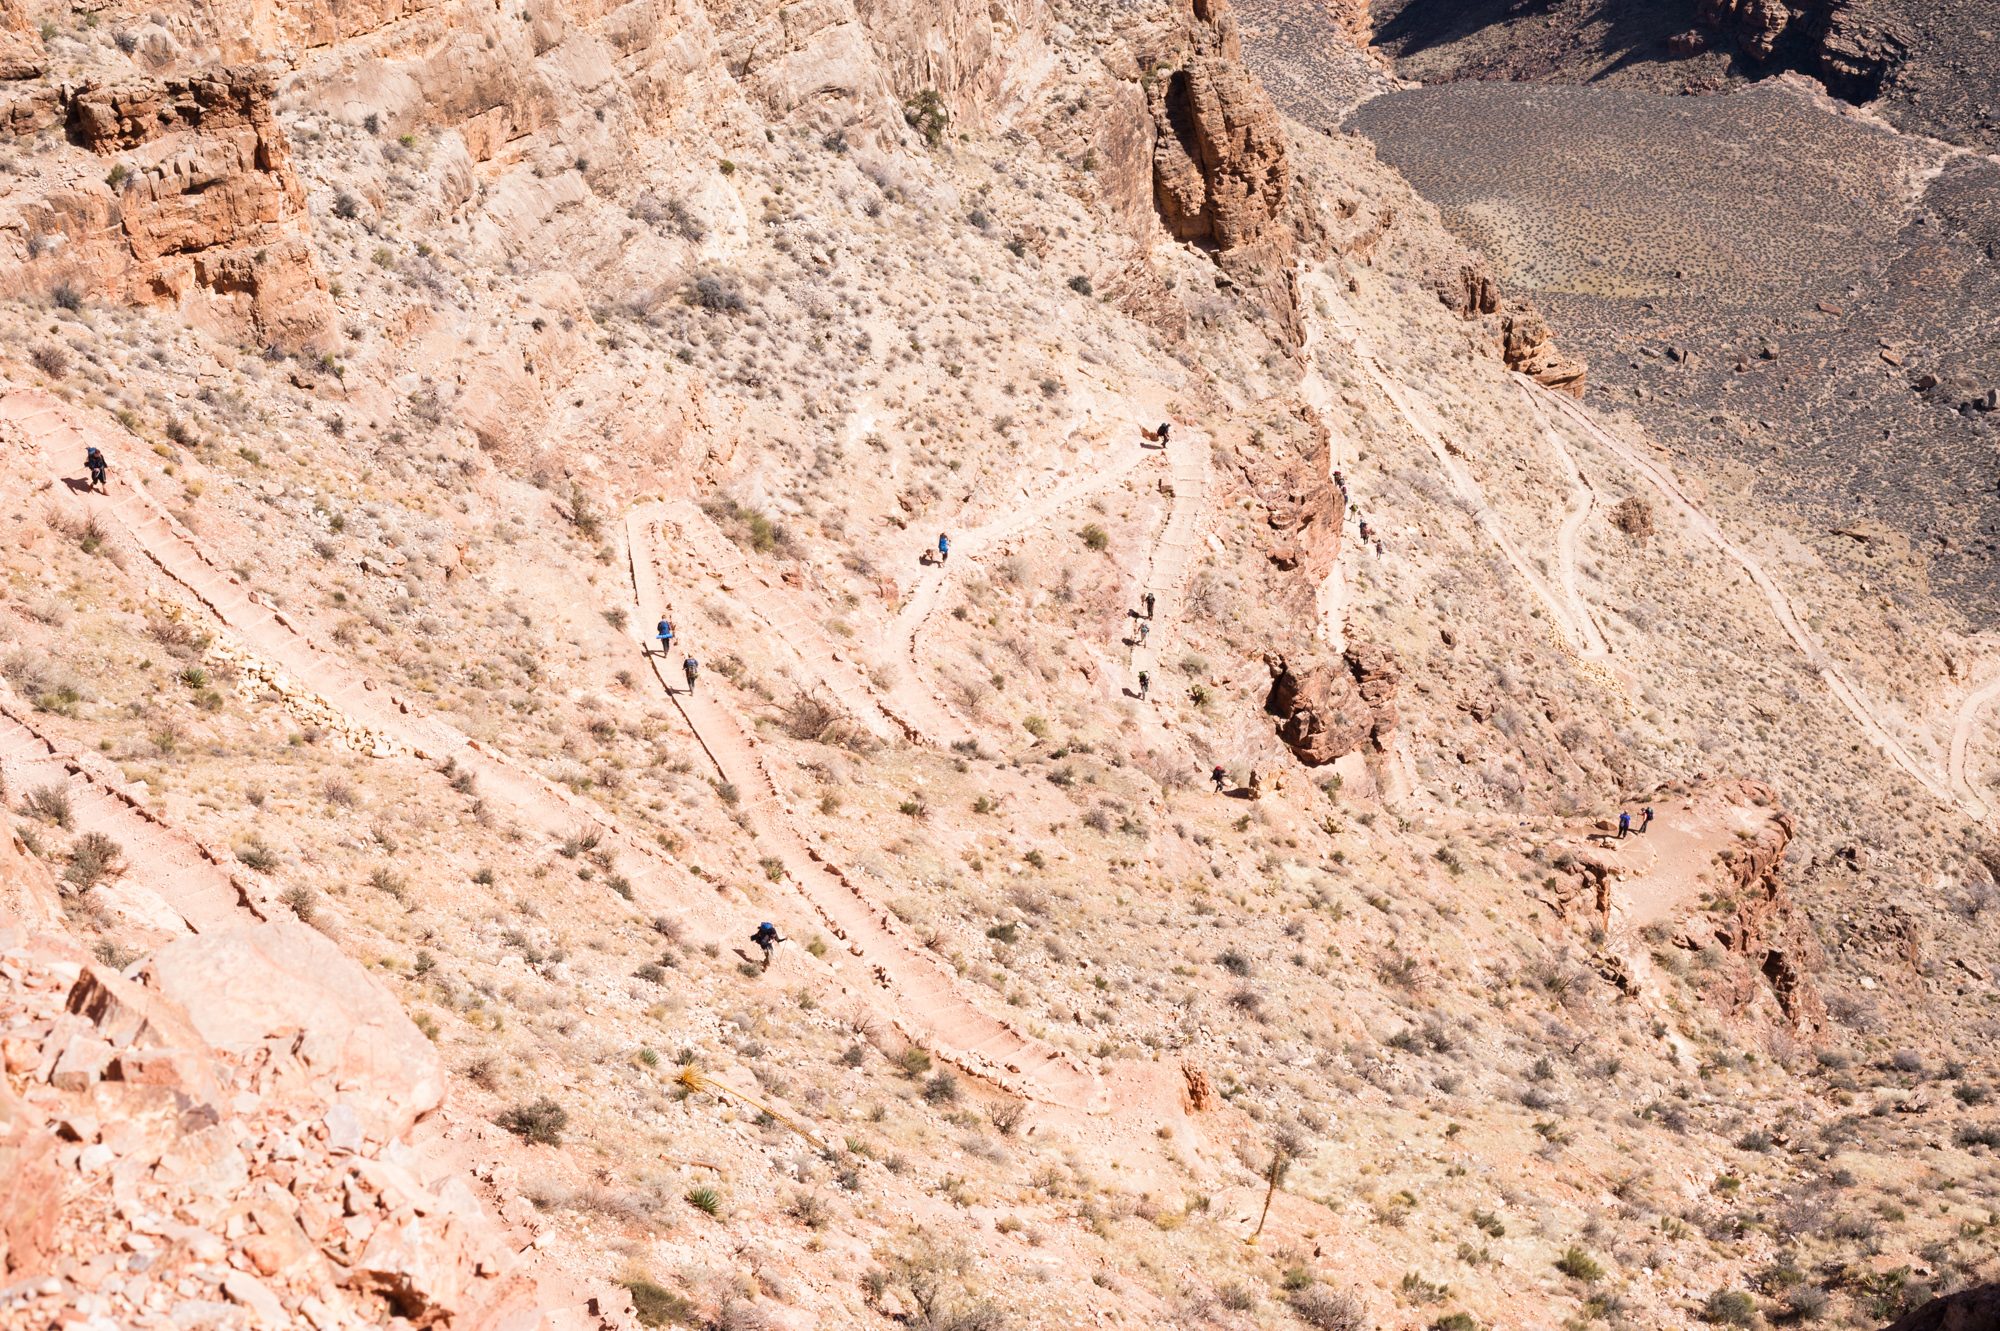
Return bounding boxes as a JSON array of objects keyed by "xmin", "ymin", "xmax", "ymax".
[
  {"xmin": 1431, "ymin": 1315, "xmax": 1478, "ymax": 1331},
  {"xmin": 904, "ymin": 89, "xmax": 948, "ymax": 147},
  {"xmin": 1068, "ymin": 275, "xmax": 1093, "ymax": 296},
  {"xmin": 1701, "ymin": 1290, "xmax": 1756, "ymax": 1326},
  {"xmin": 498, "ymin": 1097, "xmax": 569, "ymax": 1145},
  {"xmin": 237, "ymin": 838, "xmax": 280, "ymax": 871},
  {"xmin": 560, "ymin": 484, "xmax": 602, "ymax": 539},
  {"xmin": 787, "ymin": 1191, "xmax": 829, "ymax": 1229},
  {"xmin": 623, "ymin": 1278, "xmax": 695, "ymax": 1327},
  {"xmin": 1217, "ymin": 949, "xmax": 1252, "ymax": 976},
  {"xmin": 690, "ymin": 273, "xmax": 746, "ymax": 312},
  {"xmin": 31, "ymin": 345, "xmax": 68, "ymax": 378},
  {"xmin": 684, "ymin": 1185, "xmax": 723, "ymax": 1216},
  {"xmin": 1956, "ymin": 1123, "xmax": 2000, "ymax": 1148},
  {"xmin": 52, "ymin": 283, "xmax": 83, "ymax": 311},
  {"xmin": 280, "ymin": 886, "xmax": 315, "ymax": 922},
  {"xmin": 1078, "ymin": 523, "xmax": 1109, "ymax": 551},
  {"xmin": 923, "ymin": 1073, "xmax": 959, "ymax": 1104},
  {"xmin": 1781, "ymin": 1284, "xmax": 1829, "ymax": 1321},
  {"xmin": 1555, "ymin": 1247, "xmax": 1604, "ymax": 1283},
  {"xmin": 1610, "ymin": 496, "xmax": 1654, "ymax": 539},
  {"xmin": 62, "ymin": 832, "xmax": 124, "ymax": 893},
  {"xmin": 22, "ymin": 784, "xmax": 73, "ymax": 829},
  {"xmin": 1289, "ymin": 1287, "xmax": 1368, "ymax": 1331},
  {"xmin": 896, "ymin": 1047, "xmax": 933, "ymax": 1078}
]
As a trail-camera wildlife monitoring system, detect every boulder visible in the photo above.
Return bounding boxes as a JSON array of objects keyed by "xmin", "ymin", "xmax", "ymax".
[
  {"xmin": 0, "ymin": 1081, "xmax": 61, "ymax": 1276},
  {"xmin": 1264, "ymin": 642, "xmax": 1399, "ymax": 766},
  {"xmin": 146, "ymin": 918, "xmax": 444, "ymax": 1142},
  {"xmin": 1502, "ymin": 304, "xmax": 1588, "ymax": 396},
  {"xmin": 1881, "ymin": 1283, "xmax": 2000, "ymax": 1331}
]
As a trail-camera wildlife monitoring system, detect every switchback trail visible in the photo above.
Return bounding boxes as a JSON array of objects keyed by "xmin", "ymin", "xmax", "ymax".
[
  {"xmin": 890, "ymin": 436, "xmax": 1155, "ymax": 740},
  {"xmin": 634, "ymin": 500, "xmax": 917, "ymax": 746},
  {"xmin": 0, "ymin": 698, "xmax": 263, "ymax": 935},
  {"xmin": 1128, "ymin": 424, "xmax": 1214, "ymax": 689},
  {"xmin": 1323, "ymin": 307, "xmax": 1612, "ymax": 677},
  {"xmin": 1531, "ymin": 382, "xmax": 1973, "ymax": 819},
  {"xmin": 1515, "ymin": 380, "xmax": 1613, "ymax": 659},
  {"xmin": 1946, "ymin": 669, "xmax": 2000, "ymax": 821},
  {"xmin": 7, "ymin": 389, "xmax": 1108, "ymax": 1110},
  {"xmin": 0, "ymin": 391, "xmax": 803, "ymax": 970},
  {"xmin": 628, "ymin": 514, "xmax": 1108, "ymax": 1111}
]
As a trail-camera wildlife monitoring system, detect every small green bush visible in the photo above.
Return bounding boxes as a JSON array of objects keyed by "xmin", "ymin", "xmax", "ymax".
[
  {"xmin": 1702, "ymin": 1289, "xmax": 1756, "ymax": 1326},
  {"xmin": 498, "ymin": 1097, "xmax": 569, "ymax": 1145},
  {"xmin": 1556, "ymin": 1246, "xmax": 1604, "ymax": 1283},
  {"xmin": 685, "ymin": 1185, "xmax": 723, "ymax": 1216},
  {"xmin": 623, "ymin": 1278, "xmax": 694, "ymax": 1327}
]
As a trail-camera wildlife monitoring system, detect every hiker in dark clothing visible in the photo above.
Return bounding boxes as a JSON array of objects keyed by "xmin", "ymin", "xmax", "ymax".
[
  {"xmin": 751, "ymin": 921, "xmax": 784, "ymax": 971},
  {"xmin": 1143, "ymin": 591, "xmax": 1156, "ymax": 619},
  {"xmin": 1641, "ymin": 806, "xmax": 1655, "ymax": 833},
  {"xmin": 1212, "ymin": 765, "xmax": 1228, "ymax": 793},
  {"xmin": 656, "ymin": 618, "xmax": 675, "ymax": 656},
  {"xmin": 1618, "ymin": 810, "xmax": 1631, "ymax": 839},
  {"xmin": 85, "ymin": 446, "xmax": 108, "ymax": 493},
  {"xmin": 683, "ymin": 656, "xmax": 700, "ymax": 694},
  {"xmin": 1137, "ymin": 670, "xmax": 1150, "ymax": 700}
]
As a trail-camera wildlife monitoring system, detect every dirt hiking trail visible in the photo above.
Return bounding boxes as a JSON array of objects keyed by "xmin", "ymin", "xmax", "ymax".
[
  {"xmin": 0, "ymin": 698, "xmax": 264, "ymax": 937},
  {"xmin": 1530, "ymin": 382, "xmax": 1975, "ymax": 820},
  {"xmin": 628, "ymin": 514, "xmax": 1109, "ymax": 1112},
  {"xmin": 6, "ymin": 389, "xmax": 1111, "ymax": 1110}
]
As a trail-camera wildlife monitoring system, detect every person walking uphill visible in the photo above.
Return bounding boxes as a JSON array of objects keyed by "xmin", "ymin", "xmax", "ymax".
[
  {"xmin": 1212, "ymin": 764, "xmax": 1228, "ymax": 793},
  {"xmin": 1618, "ymin": 810, "xmax": 1631, "ymax": 839},
  {"xmin": 85, "ymin": 446, "xmax": 108, "ymax": 493},
  {"xmin": 656, "ymin": 618, "xmax": 675, "ymax": 657},
  {"xmin": 1143, "ymin": 591, "xmax": 1156, "ymax": 620},
  {"xmin": 1137, "ymin": 670, "xmax": 1150, "ymax": 700},
  {"xmin": 936, "ymin": 533, "xmax": 950, "ymax": 566},
  {"xmin": 683, "ymin": 655, "xmax": 700, "ymax": 694},
  {"xmin": 1641, "ymin": 805, "xmax": 1655, "ymax": 833},
  {"xmin": 751, "ymin": 921, "xmax": 784, "ymax": 972}
]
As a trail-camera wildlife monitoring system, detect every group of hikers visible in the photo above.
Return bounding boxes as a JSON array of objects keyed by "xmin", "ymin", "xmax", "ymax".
[
  {"xmin": 1617, "ymin": 806, "xmax": 1655, "ymax": 839},
  {"xmin": 652, "ymin": 615, "xmax": 702, "ymax": 694}
]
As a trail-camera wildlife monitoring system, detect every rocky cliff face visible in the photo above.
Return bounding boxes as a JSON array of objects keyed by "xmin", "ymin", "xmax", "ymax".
[
  {"xmin": 1263, "ymin": 642, "xmax": 1399, "ymax": 766},
  {"xmin": 1145, "ymin": 0, "xmax": 1307, "ymax": 340},
  {"xmin": 0, "ymin": 66, "xmax": 329, "ymax": 348},
  {"xmin": 0, "ymin": 821, "xmax": 588, "ymax": 1327},
  {"xmin": 1693, "ymin": 0, "xmax": 1908, "ymax": 100}
]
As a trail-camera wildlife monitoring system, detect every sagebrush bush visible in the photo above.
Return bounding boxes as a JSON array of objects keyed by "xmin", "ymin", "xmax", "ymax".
[{"xmin": 498, "ymin": 1097, "xmax": 569, "ymax": 1145}]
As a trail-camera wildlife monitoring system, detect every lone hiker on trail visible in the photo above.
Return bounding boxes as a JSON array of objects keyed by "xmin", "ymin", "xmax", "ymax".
[
  {"xmin": 656, "ymin": 618, "xmax": 675, "ymax": 656},
  {"xmin": 1137, "ymin": 669, "xmax": 1150, "ymax": 700},
  {"xmin": 937, "ymin": 532, "xmax": 950, "ymax": 566},
  {"xmin": 85, "ymin": 446, "xmax": 108, "ymax": 493},
  {"xmin": 1143, "ymin": 591, "xmax": 1156, "ymax": 619},
  {"xmin": 1618, "ymin": 810, "xmax": 1632, "ymax": 840},
  {"xmin": 683, "ymin": 655, "xmax": 700, "ymax": 694},
  {"xmin": 751, "ymin": 921, "xmax": 784, "ymax": 972},
  {"xmin": 1212, "ymin": 764, "xmax": 1228, "ymax": 793}
]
